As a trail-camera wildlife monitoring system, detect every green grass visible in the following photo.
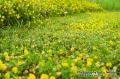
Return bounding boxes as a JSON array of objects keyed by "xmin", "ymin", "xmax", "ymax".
[
  {"xmin": 94, "ymin": 0, "xmax": 120, "ymax": 10},
  {"xmin": 0, "ymin": 12, "xmax": 120, "ymax": 78}
]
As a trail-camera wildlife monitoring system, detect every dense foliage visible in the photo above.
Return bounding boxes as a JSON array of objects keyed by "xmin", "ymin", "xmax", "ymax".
[
  {"xmin": 0, "ymin": 0, "xmax": 102, "ymax": 26},
  {"xmin": 0, "ymin": 12, "xmax": 120, "ymax": 79},
  {"xmin": 0, "ymin": 0, "xmax": 120, "ymax": 79}
]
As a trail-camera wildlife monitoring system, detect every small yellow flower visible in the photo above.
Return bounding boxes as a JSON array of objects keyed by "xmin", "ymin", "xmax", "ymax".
[
  {"xmin": 106, "ymin": 62, "xmax": 112, "ymax": 67},
  {"xmin": 48, "ymin": 49, "xmax": 52, "ymax": 53},
  {"xmin": 2, "ymin": 16, "xmax": 5, "ymax": 19},
  {"xmin": 61, "ymin": 61, "xmax": 69, "ymax": 68},
  {"xmin": 40, "ymin": 74, "xmax": 49, "ymax": 79},
  {"xmin": 0, "ymin": 60, "xmax": 7, "ymax": 71},
  {"xmin": 18, "ymin": 60, "xmax": 24, "ymax": 65},
  {"xmin": 71, "ymin": 65, "xmax": 77, "ymax": 74},
  {"xmin": 0, "ymin": 60, "xmax": 3, "ymax": 69},
  {"xmin": 12, "ymin": 67, "xmax": 18, "ymax": 73},
  {"xmin": 101, "ymin": 67, "xmax": 107, "ymax": 73},
  {"xmin": 96, "ymin": 62, "xmax": 100, "ymax": 67},
  {"xmin": 27, "ymin": 73, "xmax": 36, "ymax": 79},
  {"xmin": 56, "ymin": 72, "xmax": 62, "ymax": 77},
  {"xmin": 87, "ymin": 58, "xmax": 93, "ymax": 67},
  {"xmin": 49, "ymin": 76, "xmax": 56, "ymax": 79},
  {"xmin": 109, "ymin": 41, "xmax": 114, "ymax": 45},
  {"xmin": 24, "ymin": 49, "xmax": 29, "ymax": 55},
  {"xmin": 14, "ymin": 76, "xmax": 22, "ymax": 79},
  {"xmin": 4, "ymin": 52, "xmax": 10, "ymax": 61},
  {"xmin": 16, "ymin": 14, "xmax": 20, "ymax": 19},
  {"xmin": 70, "ymin": 47, "xmax": 75, "ymax": 52},
  {"xmin": 59, "ymin": 49, "xmax": 63, "ymax": 55},
  {"xmin": 1, "ymin": 19, "xmax": 4, "ymax": 22},
  {"xmin": 101, "ymin": 67, "xmax": 108, "ymax": 77},
  {"xmin": 5, "ymin": 72, "xmax": 10, "ymax": 79},
  {"xmin": 4, "ymin": 52, "xmax": 8, "ymax": 56},
  {"xmin": 93, "ymin": 46, "xmax": 97, "ymax": 50}
]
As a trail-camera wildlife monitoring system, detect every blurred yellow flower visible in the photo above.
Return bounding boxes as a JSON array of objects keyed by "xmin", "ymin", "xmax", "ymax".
[
  {"xmin": 12, "ymin": 67, "xmax": 18, "ymax": 73},
  {"xmin": 0, "ymin": 60, "xmax": 3, "ymax": 69},
  {"xmin": 40, "ymin": 74, "xmax": 49, "ymax": 79},
  {"xmin": 18, "ymin": 60, "xmax": 24, "ymax": 65},
  {"xmin": 56, "ymin": 72, "xmax": 62, "ymax": 77},
  {"xmin": 4, "ymin": 52, "xmax": 8, "ymax": 56},
  {"xmin": 24, "ymin": 49, "xmax": 29, "ymax": 55},
  {"xmin": 5, "ymin": 72, "xmax": 10, "ymax": 79},
  {"xmin": 16, "ymin": 14, "xmax": 20, "ymax": 19},
  {"xmin": 93, "ymin": 46, "xmax": 97, "ymax": 50},
  {"xmin": 71, "ymin": 65, "xmax": 77, "ymax": 74},
  {"xmin": 70, "ymin": 47, "xmax": 75, "ymax": 52},
  {"xmin": 59, "ymin": 49, "xmax": 63, "ymax": 55},
  {"xmin": 61, "ymin": 61, "xmax": 69, "ymax": 68},
  {"xmin": 49, "ymin": 76, "xmax": 56, "ymax": 79},
  {"xmin": 4, "ymin": 52, "xmax": 10, "ymax": 61},
  {"xmin": 2, "ymin": 16, "xmax": 5, "ymax": 19},
  {"xmin": 109, "ymin": 41, "xmax": 114, "ymax": 45},
  {"xmin": 27, "ymin": 73, "xmax": 36, "ymax": 79},
  {"xmin": 0, "ymin": 60, "xmax": 7, "ymax": 71},
  {"xmin": 106, "ymin": 62, "xmax": 112, "ymax": 67},
  {"xmin": 101, "ymin": 67, "xmax": 107, "ymax": 73},
  {"xmin": 87, "ymin": 58, "xmax": 93, "ymax": 67},
  {"xmin": 101, "ymin": 67, "xmax": 108, "ymax": 77},
  {"xmin": 14, "ymin": 76, "xmax": 22, "ymax": 79}
]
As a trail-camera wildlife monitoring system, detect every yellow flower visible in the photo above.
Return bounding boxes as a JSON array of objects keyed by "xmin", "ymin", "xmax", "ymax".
[
  {"xmin": 5, "ymin": 72, "xmax": 10, "ymax": 79},
  {"xmin": 1, "ymin": 19, "xmax": 4, "ymax": 22},
  {"xmin": 0, "ymin": 60, "xmax": 3, "ymax": 69},
  {"xmin": 2, "ymin": 16, "xmax": 5, "ymax": 19},
  {"xmin": 61, "ymin": 61, "xmax": 69, "ymax": 68},
  {"xmin": 5, "ymin": 55, "xmax": 10, "ymax": 61},
  {"xmin": 12, "ymin": 67, "xmax": 18, "ymax": 73},
  {"xmin": 14, "ymin": 76, "xmax": 22, "ymax": 79},
  {"xmin": 93, "ymin": 46, "xmax": 97, "ymax": 50},
  {"xmin": 59, "ymin": 49, "xmax": 63, "ymax": 55},
  {"xmin": 56, "ymin": 72, "xmax": 62, "ymax": 77},
  {"xmin": 27, "ymin": 73, "xmax": 36, "ymax": 79},
  {"xmin": 4, "ymin": 52, "xmax": 9, "ymax": 61},
  {"xmin": 70, "ymin": 47, "xmax": 75, "ymax": 52},
  {"xmin": 96, "ymin": 62, "xmax": 100, "ymax": 67},
  {"xmin": 16, "ymin": 14, "xmax": 20, "ymax": 19},
  {"xmin": 4, "ymin": 52, "xmax": 8, "ymax": 56},
  {"xmin": 40, "ymin": 74, "xmax": 49, "ymax": 79},
  {"xmin": 0, "ymin": 60, "xmax": 7, "ymax": 71},
  {"xmin": 76, "ymin": 53, "xmax": 83, "ymax": 60},
  {"xmin": 24, "ymin": 49, "xmax": 29, "ymax": 55},
  {"xmin": 87, "ymin": 58, "xmax": 93, "ymax": 67},
  {"xmin": 101, "ymin": 67, "xmax": 107, "ymax": 73},
  {"xmin": 101, "ymin": 67, "xmax": 108, "ymax": 77},
  {"xmin": 71, "ymin": 65, "xmax": 77, "ymax": 74},
  {"xmin": 18, "ymin": 60, "xmax": 24, "ymax": 65},
  {"xmin": 48, "ymin": 49, "xmax": 52, "ymax": 53},
  {"xmin": 109, "ymin": 41, "xmax": 114, "ymax": 45},
  {"xmin": 106, "ymin": 62, "xmax": 112, "ymax": 67},
  {"xmin": 49, "ymin": 76, "xmax": 56, "ymax": 79}
]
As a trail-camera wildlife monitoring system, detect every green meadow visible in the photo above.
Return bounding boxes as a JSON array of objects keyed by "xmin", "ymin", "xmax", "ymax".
[{"xmin": 0, "ymin": 0, "xmax": 120, "ymax": 79}]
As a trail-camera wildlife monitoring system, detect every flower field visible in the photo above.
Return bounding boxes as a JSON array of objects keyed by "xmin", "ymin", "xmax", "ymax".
[{"xmin": 0, "ymin": 0, "xmax": 120, "ymax": 79}]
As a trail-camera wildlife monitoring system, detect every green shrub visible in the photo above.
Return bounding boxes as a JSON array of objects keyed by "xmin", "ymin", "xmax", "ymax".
[
  {"xmin": 0, "ymin": 0, "xmax": 37, "ymax": 26},
  {"xmin": 0, "ymin": 0, "xmax": 103, "ymax": 26}
]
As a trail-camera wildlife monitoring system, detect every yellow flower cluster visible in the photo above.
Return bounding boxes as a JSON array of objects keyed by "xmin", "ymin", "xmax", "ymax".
[
  {"xmin": 0, "ymin": 60, "xmax": 7, "ymax": 71},
  {"xmin": 0, "ymin": 0, "xmax": 102, "ymax": 26}
]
